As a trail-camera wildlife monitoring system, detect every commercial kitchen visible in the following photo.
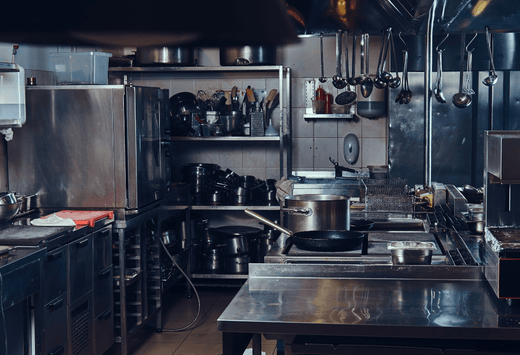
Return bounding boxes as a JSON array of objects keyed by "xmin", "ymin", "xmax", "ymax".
[{"xmin": 0, "ymin": 0, "xmax": 519, "ymax": 354}]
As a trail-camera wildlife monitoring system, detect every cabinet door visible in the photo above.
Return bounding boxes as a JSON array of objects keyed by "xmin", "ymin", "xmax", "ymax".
[
  {"xmin": 93, "ymin": 227, "xmax": 112, "ymax": 274},
  {"xmin": 43, "ymin": 294, "xmax": 67, "ymax": 354},
  {"xmin": 43, "ymin": 245, "xmax": 67, "ymax": 305},
  {"xmin": 93, "ymin": 265, "xmax": 113, "ymax": 317},
  {"xmin": 92, "ymin": 307, "xmax": 114, "ymax": 355},
  {"xmin": 69, "ymin": 235, "xmax": 92, "ymax": 303}
]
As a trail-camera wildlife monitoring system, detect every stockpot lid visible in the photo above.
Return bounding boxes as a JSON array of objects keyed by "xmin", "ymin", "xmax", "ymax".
[{"xmin": 214, "ymin": 226, "xmax": 262, "ymax": 237}]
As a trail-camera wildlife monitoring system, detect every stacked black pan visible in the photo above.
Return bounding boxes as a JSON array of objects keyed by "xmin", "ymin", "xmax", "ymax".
[{"xmin": 181, "ymin": 163, "xmax": 219, "ymax": 205}]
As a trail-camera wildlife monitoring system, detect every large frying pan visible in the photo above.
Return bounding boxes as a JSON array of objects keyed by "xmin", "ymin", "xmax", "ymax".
[{"xmin": 245, "ymin": 209, "xmax": 365, "ymax": 252}]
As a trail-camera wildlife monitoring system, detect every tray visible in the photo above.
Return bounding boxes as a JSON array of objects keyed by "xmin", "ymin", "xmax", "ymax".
[{"xmin": 45, "ymin": 210, "xmax": 114, "ymax": 228}]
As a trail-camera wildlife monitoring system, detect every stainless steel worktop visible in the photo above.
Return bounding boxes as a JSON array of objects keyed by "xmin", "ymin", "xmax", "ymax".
[{"xmin": 218, "ymin": 263, "xmax": 520, "ymax": 354}]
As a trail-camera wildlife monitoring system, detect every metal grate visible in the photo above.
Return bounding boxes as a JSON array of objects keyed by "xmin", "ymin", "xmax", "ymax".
[
  {"xmin": 361, "ymin": 178, "xmax": 412, "ymax": 216},
  {"xmin": 71, "ymin": 303, "xmax": 90, "ymax": 355}
]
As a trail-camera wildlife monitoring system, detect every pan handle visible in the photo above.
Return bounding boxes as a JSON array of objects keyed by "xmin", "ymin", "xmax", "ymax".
[
  {"xmin": 244, "ymin": 209, "xmax": 293, "ymax": 236},
  {"xmin": 281, "ymin": 207, "xmax": 313, "ymax": 216}
]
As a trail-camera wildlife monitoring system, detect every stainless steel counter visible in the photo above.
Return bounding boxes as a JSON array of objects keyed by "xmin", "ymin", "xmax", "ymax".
[{"xmin": 218, "ymin": 263, "xmax": 520, "ymax": 355}]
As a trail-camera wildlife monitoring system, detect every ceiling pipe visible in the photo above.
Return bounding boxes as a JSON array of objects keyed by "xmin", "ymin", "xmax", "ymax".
[{"xmin": 424, "ymin": 0, "xmax": 438, "ymax": 188}]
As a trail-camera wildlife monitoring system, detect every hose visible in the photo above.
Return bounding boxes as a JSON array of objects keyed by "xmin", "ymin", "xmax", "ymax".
[{"xmin": 159, "ymin": 237, "xmax": 202, "ymax": 332}]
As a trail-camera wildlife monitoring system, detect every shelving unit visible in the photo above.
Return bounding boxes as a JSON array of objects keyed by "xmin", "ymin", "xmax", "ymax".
[
  {"xmin": 303, "ymin": 113, "xmax": 355, "ymax": 120},
  {"xmin": 109, "ymin": 65, "xmax": 291, "ymax": 285}
]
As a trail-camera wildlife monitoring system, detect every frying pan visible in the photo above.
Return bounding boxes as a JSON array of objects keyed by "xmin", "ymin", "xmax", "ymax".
[
  {"xmin": 244, "ymin": 209, "xmax": 364, "ymax": 252},
  {"xmin": 350, "ymin": 219, "xmax": 375, "ymax": 231}
]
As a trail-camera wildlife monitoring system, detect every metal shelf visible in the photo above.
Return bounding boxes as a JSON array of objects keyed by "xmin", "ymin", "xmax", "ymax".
[
  {"xmin": 191, "ymin": 205, "xmax": 279, "ymax": 211},
  {"xmin": 191, "ymin": 273, "xmax": 249, "ymax": 279},
  {"xmin": 109, "ymin": 65, "xmax": 284, "ymax": 73},
  {"xmin": 304, "ymin": 113, "xmax": 354, "ymax": 120},
  {"xmin": 171, "ymin": 136, "xmax": 280, "ymax": 142}
]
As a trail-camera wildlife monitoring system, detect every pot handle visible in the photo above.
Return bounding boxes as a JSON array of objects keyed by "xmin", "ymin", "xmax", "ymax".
[
  {"xmin": 281, "ymin": 207, "xmax": 313, "ymax": 216},
  {"xmin": 244, "ymin": 209, "xmax": 293, "ymax": 236}
]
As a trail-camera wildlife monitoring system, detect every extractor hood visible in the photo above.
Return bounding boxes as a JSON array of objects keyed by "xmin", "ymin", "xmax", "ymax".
[
  {"xmin": 286, "ymin": 0, "xmax": 435, "ymax": 35},
  {"xmin": 0, "ymin": 0, "xmax": 299, "ymax": 47}
]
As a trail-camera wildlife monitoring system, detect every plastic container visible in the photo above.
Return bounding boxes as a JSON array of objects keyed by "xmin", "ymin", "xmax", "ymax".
[{"xmin": 50, "ymin": 52, "xmax": 112, "ymax": 85}]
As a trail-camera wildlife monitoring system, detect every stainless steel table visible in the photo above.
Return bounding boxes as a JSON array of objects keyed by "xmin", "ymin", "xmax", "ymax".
[{"xmin": 218, "ymin": 264, "xmax": 520, "ymax": 355}]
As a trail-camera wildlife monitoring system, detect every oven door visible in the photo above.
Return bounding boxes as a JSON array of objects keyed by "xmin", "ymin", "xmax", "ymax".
[{"xmin": 125, "ymin": 86, "xmax": 170, "ymax": 209}]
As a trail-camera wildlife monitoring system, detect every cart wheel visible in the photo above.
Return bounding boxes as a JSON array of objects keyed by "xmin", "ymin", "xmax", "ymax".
[
  {"xmin": 187, "ymin": 292, "xmax": 192, "ymax": 299},
  {"xmin": 156, "ymin": 328, "xmax": 162, "ymax": 333}
]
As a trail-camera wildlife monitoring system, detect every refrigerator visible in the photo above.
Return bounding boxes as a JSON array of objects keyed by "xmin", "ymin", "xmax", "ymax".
[{"xmin": 7, "ymin": 85, "xmax": 171, "ymax": 211}]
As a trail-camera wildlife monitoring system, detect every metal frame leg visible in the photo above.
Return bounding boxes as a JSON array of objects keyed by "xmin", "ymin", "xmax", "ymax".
[
  {"xmin": 222, "ymin": 332, "xmax": 253, "ymax": 355},
  {"xmin": 252, "ymin": 333, "xmax": 261, "ymax": 355}
]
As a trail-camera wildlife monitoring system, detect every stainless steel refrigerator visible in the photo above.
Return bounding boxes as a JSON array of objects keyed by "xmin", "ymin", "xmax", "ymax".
[{"xmin": 7, "ymin": 85, "xmax": 171, "ymax": 211}]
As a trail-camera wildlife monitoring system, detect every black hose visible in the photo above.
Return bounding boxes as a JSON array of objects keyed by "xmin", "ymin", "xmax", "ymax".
[{"xmin": 159, "ymin": 238, "xmax": 202, "ymax": 332}]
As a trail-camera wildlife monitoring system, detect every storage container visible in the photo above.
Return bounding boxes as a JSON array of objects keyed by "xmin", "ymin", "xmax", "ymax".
[{"xmin": 50, "ymin": 52, "xmax": 112, "ymax": 85}]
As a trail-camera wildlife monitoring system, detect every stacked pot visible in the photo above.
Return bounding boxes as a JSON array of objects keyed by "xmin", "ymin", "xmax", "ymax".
[
  {"xmin": 213, "ymin": 226, "xmax": 262, "ymax": 274},
  {"xmin": 181, "ymin": 163, "xmax": 219, "ymax": 205},
  {"xmin": 196, "ymin": 220, "xmax": 226, "ymax": 273}
]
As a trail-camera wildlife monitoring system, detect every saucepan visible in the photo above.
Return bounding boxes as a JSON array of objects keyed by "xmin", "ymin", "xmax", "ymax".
[{"xmin": 244, "ymin": 209, "xmax": 364, "ymax": 251}]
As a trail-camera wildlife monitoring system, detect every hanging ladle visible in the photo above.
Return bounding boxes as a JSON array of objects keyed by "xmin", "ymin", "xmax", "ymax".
[
  {"xmin": 360, "ymin": 33, "xmax": 374, "ymax": 98},
  {"xmin": 336, "ymin": 31, "xmax": 357, "ymax": 105},
  {"xmin": 332, "ymin": 30, "xmax": 347, "ymax": 89},
  {"xmin": 453, "ymin": 31, "xmax": 477, "ymax": 109},
  {"xmin": 483, "ymin": 27, "xmax": 498, "ymax": 87},
  {"xmin": 319, "ymin": 33, "xmax": 327, "ymax": 83},
  {"xmin": 387, "ymin": 31, "xmax": 401, "ymax": 89},
  {"xmin": 433, "ymin": 33, "xmax": 449, "ymax": 104},
  {"xmin": 348, "ymin": 33, "xmax": 360, "ymax": 86}
]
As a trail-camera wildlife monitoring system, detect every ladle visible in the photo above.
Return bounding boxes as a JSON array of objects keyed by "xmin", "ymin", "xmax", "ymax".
[
  {"xmin": 336, "ymin": 31, "xmax": 357, "ymax": 105},
  {"xmin": 387, "ymin": 31, "xmax": 401, "ymax": 89},
  {"xmin": 374, "ymin": 29, "xmax": 388, "ymax": 89},
  {"xmin": 332, "ymin": 30, "xmax": 347, "ymax": 89},
  {"xmin": 379, "ymin": 28, "xmax": 393, "ymax": 83},
  {"xmin": 453, "ymin": 31, "xmax": 477, "ymax": 108},
  {"xmin": 433, "ymin": 33, "xmax": 449, "ymax": 103},
  {"xmin": 360, "ymin": 34, "xmax": 373, "ymax": 98},
  {"xmin": 483, "ymin": 27, "xmax": 498, "ymax": 87},
  {"xmin": 319, "ymin": 33, "xmax": 327, "ymax": 83},
  {"xmin": 348, "ymin": 34, "xmax": 359, "ymax": 86}
]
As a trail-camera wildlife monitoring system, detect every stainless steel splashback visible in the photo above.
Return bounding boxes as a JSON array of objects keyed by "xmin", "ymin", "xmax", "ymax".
[{"xmin": 7, "ymin": 85, "xmax": 170, "ymax": 210}]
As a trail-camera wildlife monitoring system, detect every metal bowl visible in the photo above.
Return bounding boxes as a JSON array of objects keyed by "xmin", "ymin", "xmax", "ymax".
[
  {"xmin": 0, "ymin": 192, "xmax": 17, "ymax": 205},
  {"xmin": 0, "ymin": 201, "xmax": 21, "ymax": 222},
  {"xmin": 388, "ymin": 241, "xmax": 436, "ymax": 265}
]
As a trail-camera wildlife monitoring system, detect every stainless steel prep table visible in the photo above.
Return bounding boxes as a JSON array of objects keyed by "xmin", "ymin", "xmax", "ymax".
[{"xmin": 218, "ymin": 264, "xmax": 520, "ymax": 355}]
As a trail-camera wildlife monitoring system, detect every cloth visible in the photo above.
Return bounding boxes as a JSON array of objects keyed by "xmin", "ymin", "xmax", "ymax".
[
  {"xmin": 275, "ymin": 177, "xmax": 294, "ymax": 205},
  {"xmin": 0, "ymin": 128, "xmax": 13, "ymax": 141},
  {"xmin": 30, "ymin": 213, "xmax": 76, "ymax": 227}
]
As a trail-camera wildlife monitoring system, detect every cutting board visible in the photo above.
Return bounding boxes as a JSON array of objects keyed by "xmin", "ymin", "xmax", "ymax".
[{"xmin": 44, "ymin": 210, "xmax": 114, "ymax": 228}]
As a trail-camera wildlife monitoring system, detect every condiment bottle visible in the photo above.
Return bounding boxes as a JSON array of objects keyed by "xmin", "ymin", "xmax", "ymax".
[
  {"xmin": 316, "ymin": 86, "xmax": 325, "ymax": 101},
  {"xmin": 325, "ymin": 93, "xmax": 333, "ymax": 114}
]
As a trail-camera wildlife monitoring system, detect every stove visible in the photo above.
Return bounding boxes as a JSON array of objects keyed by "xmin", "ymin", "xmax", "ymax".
[{"xmin": 265, "ymin": 231, "xmax": 445, "ymax": 265}]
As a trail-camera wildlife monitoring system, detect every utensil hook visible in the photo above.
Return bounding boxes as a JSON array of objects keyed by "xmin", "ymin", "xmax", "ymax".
[
  {"xmin": 436, "ymin": 33, "xmax": 449, "ymax": 52},
  {"xmin": 398, "ymin": 31, "xmax": 408, "ymax": 51},
  {"xmin": 465, "ymin": 31, "xmax": 478, "ymax": 52}
]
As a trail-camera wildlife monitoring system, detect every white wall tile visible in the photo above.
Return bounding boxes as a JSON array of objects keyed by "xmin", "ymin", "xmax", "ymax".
[
  {"xmin": 196, "ymin": 79, "xmax": 219, "ymax": 93},
  {"xmin": 292, "ymin": 108, "xmax": 314, "ymax": 138},
  {"xmin": 219, "ymin": 145, "xmax": 243, "ymax": 170},
  {"xmin": 292, "ymin": 138, "xmax": 313, "ymax": 169},
  {"xmin": 338, "ymin": 115, "xmax": 362, "ymax": 137},
  {"xmin": 361, "ymin": 137, "xmax": 387, "ymax": 167},
  {"xmin": 171, "ymin": 79, "xmax": 195, "ymax": 94},
  {"xmin": 314, "ymin": 137, "xmax": 338, "ymax": 169},
  {"xmin": 362, "ymin": 116, "xmax": 388, "ymax": 138},
  {"xmin": 243, "ymin": 143, "xmax": 267, "ymax": 168},
  {"xmin": 266, "ymin": 145, "xmax": 281, "ymax": 169},
  {"xmin": 266, "ymin": 168, "xmax": 281, "ymax": 179},
  {"xmin": 144, "ymin": 73, "xmax": 171, "ymax": 90},
  {"xmin": 314, "ymin": 118, "xmax": 338, "ymax": 138}
]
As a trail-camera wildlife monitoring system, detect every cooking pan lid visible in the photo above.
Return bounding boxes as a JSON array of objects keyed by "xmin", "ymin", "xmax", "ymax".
[{"xmin": 214, "ymin": 226, "xmax": 262, "ymax": 236}]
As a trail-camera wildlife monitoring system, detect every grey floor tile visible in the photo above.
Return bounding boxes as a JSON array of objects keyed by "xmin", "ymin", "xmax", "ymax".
[
  {"xmin": 133, "ymin": 341, "xmax": 180, "ymax": 355},
  {"xmin": 173, "ymin": 342, "xmax": 222, "ymax": 355}
]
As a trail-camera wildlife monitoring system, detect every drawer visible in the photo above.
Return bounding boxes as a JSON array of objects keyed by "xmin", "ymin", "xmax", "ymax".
[
  {"xmin": 43, "ymin": 245, "xmax": 67, "ymax": 305},
  {"xmin": 69, "ymin": 234, "xmax": 92, "ymax": 303},
  {"xmin": 46, "ymin": 338, "xmax": 68, "ymax": 355},
  {"xmin": 68, "ymin": 291, "xmax": 92, "ymax": 355},
  {"xmin": 93, "ymin": 265, "xmax": 113, "ymax": 317},
  {"xmin": 93, "ymin": 227, "xmax": 112, "ymax": 274},
  {"xmin": 93, "ymin": 307, "xmax": 114, "ymax": 355},
  {"xmin": 43, "ymin": 294, "xmax": 67, "ymax": 354}
]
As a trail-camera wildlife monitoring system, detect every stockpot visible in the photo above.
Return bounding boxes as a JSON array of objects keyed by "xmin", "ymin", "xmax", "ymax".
[
  {"xmin": 135, "ymin": 46, "xmax": 195, "ymax": 66},
  {"xmin": 219, "ymin": 46, "xmax": 276, "ymax": 66},
  {"xmin": 284, "ymin": 194, "xmax": 350, "ymax": 233},
  {"xmin": 214, "ymin": 226, "xmax": 261, "ymax": 256}
]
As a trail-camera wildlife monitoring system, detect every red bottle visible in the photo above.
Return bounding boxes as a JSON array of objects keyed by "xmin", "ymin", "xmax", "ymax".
[
  {"xmin": 316, "ymin": 86, "xmax": 325, "ymax": 101},
  {"xmin": 325, "ymin": 93, "xmax": 333, "ymax": 114}
]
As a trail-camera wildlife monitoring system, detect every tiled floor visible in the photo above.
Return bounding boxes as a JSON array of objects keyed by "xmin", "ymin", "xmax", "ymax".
[{"xmin": 104, "ymin": 285, "xmax": 278, "ymax": 355}]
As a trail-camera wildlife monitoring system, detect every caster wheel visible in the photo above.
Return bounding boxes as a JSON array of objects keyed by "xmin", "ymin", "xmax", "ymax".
[
  {"xmin": 187, "ymin": 292, "xmax": 193, "ymax": 299},
  {"xmin": 156, "ymin": 328, "xmax": 163, "ymax": 333}
]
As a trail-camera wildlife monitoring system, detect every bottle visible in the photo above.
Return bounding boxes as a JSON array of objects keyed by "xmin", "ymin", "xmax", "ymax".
[
  {"xmin": 316, "ymin": 86, "xmax": 325, "ymax": 101},
  {"xmin": 324, "ymin": 93, "xmax": 333, "ymax": 114}
]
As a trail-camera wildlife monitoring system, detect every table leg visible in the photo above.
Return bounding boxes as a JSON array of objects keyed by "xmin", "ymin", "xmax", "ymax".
[
  {"xmin": 252, "ymin": 333, "xmax": 261, "ymax": 355},
  {"xmin": 222, "ymin": 332, "xmax": 254, "ymax": 355}
]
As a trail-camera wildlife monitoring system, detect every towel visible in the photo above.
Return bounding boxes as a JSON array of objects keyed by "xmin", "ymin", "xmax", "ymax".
[
  {"xmin": 30, "ymin": 214, "xmax": 76, "ymax": 227},
  {"xmin": 275, "ymin": 177, "xmax": 294, "ymax": 205}
]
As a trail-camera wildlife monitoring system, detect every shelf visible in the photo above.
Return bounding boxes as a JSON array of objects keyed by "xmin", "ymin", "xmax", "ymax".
[
  {"xmin": 109, "ymin": 65, "xmax": 284, "ymax": 73},
  {"xmin": 191, "ymin": 273, "xmax": 249, "ymax": 279},
  {"xmin": 304, "ymin": 113, "xmax": 354, "ymax": 120},
  {"xmin": 171, "ymin": 136, "xmax": 280, "ymax": 142},
  {"xmin": 191, "ymin": 205, "xmax": 279, "ymax": 211}
]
